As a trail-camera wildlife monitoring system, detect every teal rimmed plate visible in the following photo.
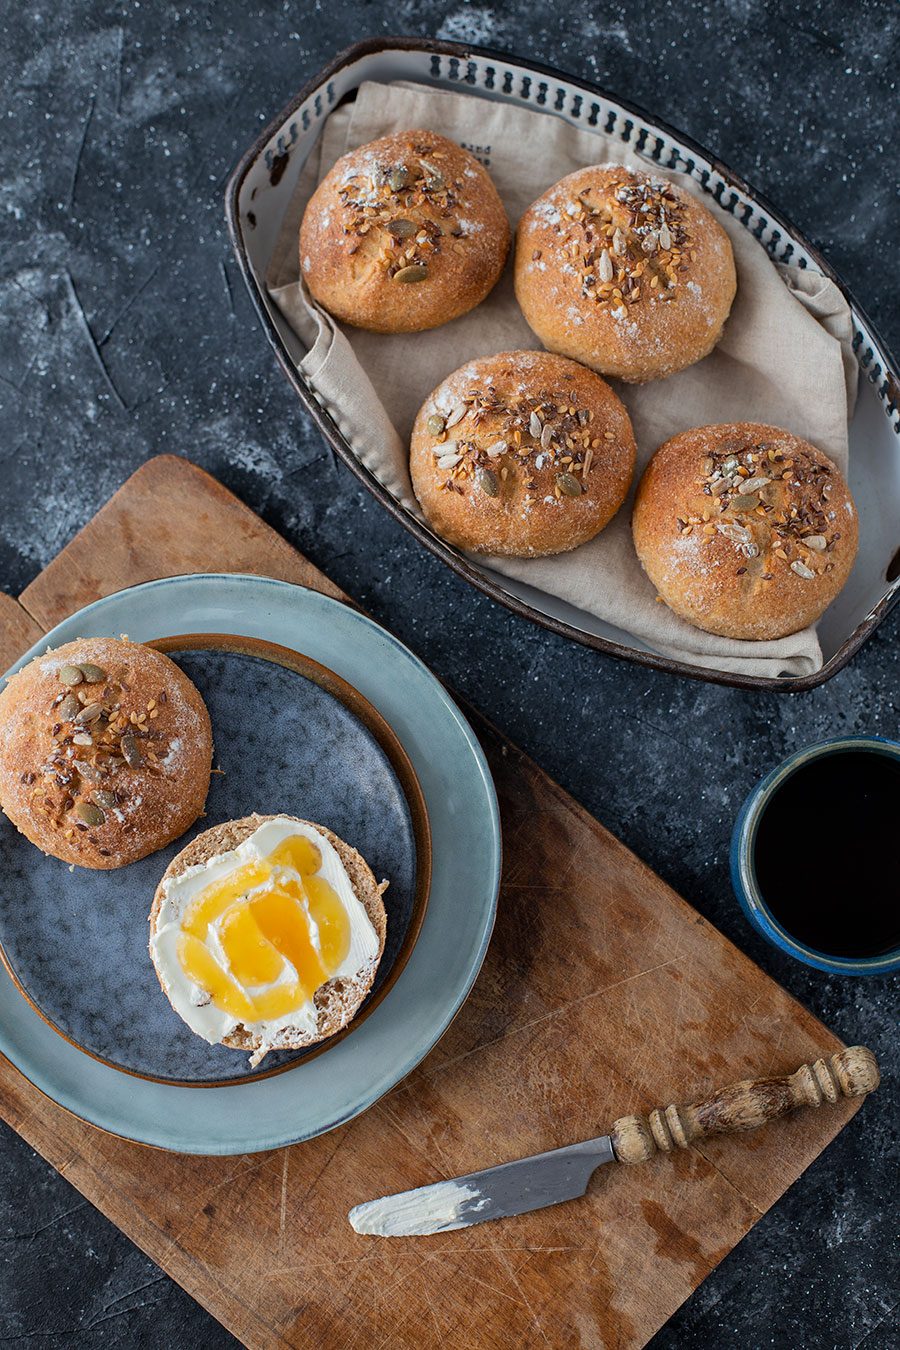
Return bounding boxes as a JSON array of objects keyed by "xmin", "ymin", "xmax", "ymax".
[{"xmin": 0, "ymin": 575, "xmax": 500, "ymax": 1154}]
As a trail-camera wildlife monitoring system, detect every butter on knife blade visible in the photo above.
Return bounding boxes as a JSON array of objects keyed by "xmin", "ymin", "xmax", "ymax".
[
  {"xmin": 348, "ymin": 1048, "xmax": 880, "ymax": 1236},
  {"xmin": 349, "ymin": 1138, "xmax": 616, "ymax": 1236}
]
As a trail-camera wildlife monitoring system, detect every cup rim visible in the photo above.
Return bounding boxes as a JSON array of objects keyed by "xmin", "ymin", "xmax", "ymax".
[{"xmin": 732, "ymin": 734, "xmax": 900, "ymax": 975}]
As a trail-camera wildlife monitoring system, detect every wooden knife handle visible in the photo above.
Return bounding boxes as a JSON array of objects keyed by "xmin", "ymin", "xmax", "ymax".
[{"xmin": 610, "ymin": 1046, "xmax": 880, "ymax": 1165}]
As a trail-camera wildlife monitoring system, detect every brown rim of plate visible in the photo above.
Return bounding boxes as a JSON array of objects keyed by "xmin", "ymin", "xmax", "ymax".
[
  {"xmin": 0, "ymin": 632, "xmax": 432, "ymax": 1091},
  {"xmin": 224, "ymin": 34, "xmax": 900, "ymax": 694}
]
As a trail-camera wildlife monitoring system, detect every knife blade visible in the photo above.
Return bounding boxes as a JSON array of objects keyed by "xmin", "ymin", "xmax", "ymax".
[
  {"xmin": 349, "ymin": 1136, "xmax": 615, "ymax": 1236},
  {"xmin": 348, "ymin": 1046, "xmax": 879, "ymax": 1236}
]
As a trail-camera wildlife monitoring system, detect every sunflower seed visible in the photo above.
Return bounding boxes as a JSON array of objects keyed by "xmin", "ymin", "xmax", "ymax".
[
  {"xmin": 121, "ymin": 732, "xmax": 142, "ymax": 768},
  {"xmin": 72, "ymin": 732, "xmax": 93, "ymax": 747},
  {"xmin": 486, "ymin": 440, "xmax": 507, "ymax": 458},
  {"xmin": 445, "ymin": 403, "xmax": 467, "ymax": 428},
  {"xmin": 58, "ymin": 693, "xmax": 80, "ymax": 720},
  {"xmin": 79, "ymin": 664, "xmax": 106, "ymax": 683},
  {"xmin": 737, "ymin": 476, "xmax": 771, "ymax": 494},
  {"xmin": 540, "ymin": 424, "xmax": 554, "ymax": 450},
  {"xmin": 641, "ymin": 231, "xmax": 658, "ymax": 253},
  {"xmin": 722, "ymin": 456, "xmax": 739, "ymax": 475},
  {"xmin": 529, "ymin": 411, "xmax": 543, "ymax": 438},
  {"xmin": 718, "ymin": 521, "xmax": 752, "ymax": 544},
  {"xmin": 75, "ymin": 801, "xmax": 104, "ymax": 827},
  {"xmin": 598, "ymin": 249, "xmax": 614, "ymax": 282},
  {"xmin": 710, "ymin": 477, "xmax": 729, "ymax": 495},
  {"xmin": 437, "ymin": 453, "xmax": 461, "ymax": 469},
  {"xmin": 76, "ymin": 702, "xmax": 103, "ymax": 723},
  {"xmin": 73, "ymin": 759, "xmax": 103, "ymax": 784},
  {"xmin": 393, "ymin": 264, "xmax": 428, "ymax": 283},
  {"xmin": 386, "ymin": 218, "xmax": 416, "ymax": 238},
  {"xmin": 803, "ymin": 534, "xmax": 827, "ymax": 551},
  {"xmin": 475, "ymin": 466, "xmax": 499, "ymax": 497},
  {"xmin": 426, "ymin": 414, "xmax": 446, "ymax": 436},
  {"xmin": 556, "ymin": 472, "xmax": 583, "ymax": 497},
  {"xmin": 791, "ymin": 560, "xmax": 816, "ymax": 579},
  {"xmin": 659, "ymin": 222, "xmax": 672, "ymax": 250},
  {"xmin": 612, "ymin": 228, "xmax": 627, "ymax": 256},
  {"xmin": 59, "ymin": 665, "xmax": 83, "ymax": 687},
  {"xmin": 433, "ymin": 440, "xmax": 457, "ymax": 458}
]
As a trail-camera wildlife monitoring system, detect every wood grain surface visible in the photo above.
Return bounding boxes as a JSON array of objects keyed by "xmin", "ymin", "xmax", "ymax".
[{"xmin": 0, "ymin": 455, "xmax": 862, "ymax": 1350}]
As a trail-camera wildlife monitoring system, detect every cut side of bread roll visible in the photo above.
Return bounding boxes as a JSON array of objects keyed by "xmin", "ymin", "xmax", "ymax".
[{"xmin": 149, "ymin": 814, "xmax": 387, "ymax": 1067}]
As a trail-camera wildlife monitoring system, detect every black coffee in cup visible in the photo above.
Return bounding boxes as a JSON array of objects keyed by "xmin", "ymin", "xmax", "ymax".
[{"xmin": 753, "ymin": 748, "xmax": 900, "ymax": 959}]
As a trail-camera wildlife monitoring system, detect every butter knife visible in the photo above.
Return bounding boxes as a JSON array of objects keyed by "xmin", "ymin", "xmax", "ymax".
[{"xmin": 349, "ymin": 1047, "xmax": 879, "ymax": 1236}]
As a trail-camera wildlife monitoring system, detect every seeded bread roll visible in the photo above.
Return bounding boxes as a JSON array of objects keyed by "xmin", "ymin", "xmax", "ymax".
[
  {"xmin": 148, "ymin": 814, "xmax": 388, "ymax": 1056},
  {"xmin": 632, "ymin": 424, "xmax": 858, "ymax": 639},
  {"xmin": 410, "ymin": 350, "xmax": 636, "ymax": 558},
  {"xmin": 0, "ymin": 637, "xmax": 212, "ymax": 869},
  {"xmin": 299, "ymin": 129, "xmax": 510, "ymax": 333},
  {"xmin": 515, "ymin": 165, "xmax": 736, "ymax": 383}
]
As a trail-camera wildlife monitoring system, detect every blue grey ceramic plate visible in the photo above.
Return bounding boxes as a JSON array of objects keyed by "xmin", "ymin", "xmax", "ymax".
[
  {"xmin": 0, "ymin": 633, "xmax": 431, "ymax": 1086},
  {"xmin": 0, "ymin": 575, "xmax": 500, "ymax": 1153}
]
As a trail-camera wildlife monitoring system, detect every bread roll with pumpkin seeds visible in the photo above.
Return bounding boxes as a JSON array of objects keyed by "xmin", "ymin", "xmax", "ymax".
[
  {"xmin": 0, "ymin": 637, "xmax": 212, "ymax": 869},
  {"xmin": 410, "ymin": 350, "xmax": 636, "ymax": 558},
  {"xmin": 299, "ymin": 129, "xmax": 510, "ymax": 333},
  {"xmin": 632, "ymin": 424, "xmax": 858, "ymax": 639},
  {"xmin": 515, "ymin": 164, "xmax": 736, "ymax": 383}
]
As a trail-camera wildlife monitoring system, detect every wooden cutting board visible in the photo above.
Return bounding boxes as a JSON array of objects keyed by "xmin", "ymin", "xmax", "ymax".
[{"xmin": 0, "ymin": 455, "xmax": 862, "ymax": 1350}]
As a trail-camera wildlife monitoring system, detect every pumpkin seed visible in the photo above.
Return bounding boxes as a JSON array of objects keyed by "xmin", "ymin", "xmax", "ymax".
[
  {"xmin": 475, "ymin": 467, "xmax": 499, "ymax": 498},
  {"xmin": 388, "ymin": 166, "xmax": 410, "ymax": 191},
  {"xmin": 121, "ymin": 732, "xmax": 142, "ymax": 768},
  {"xmin": 76, "ymin": 702, "xmax": 103, "ymax": 723},
  {"xmin": 58, "ymin": 693, "xmax": 80, "ymax": 720},
  {"xmin": 75, "ymin": 801, "xmax": 104, "ymax": 827},
  {"xmin": 426, "ymin": 414, "xmax": 446, "ymax": 436},
  {"xmin": 556, "ymin": 472, "xmax": 583, "ymax": 497},
  {"xmin": 386, "ymin": 218, "xmax": 416, "ymax": 238},
  {"xmin": 791, "ymin": 560, "xmax": 816, "ymax": 580},
  {"xmin": 730, "ymin": 494, "xmax": 760, "ymax": 512},
  {"xmin": 393, "ymin": 264, "xmax": 427, "ymax": 283},
  {"xmin": 424, "ymin": 168, "xmax": 444, "ymax": 191},
  {"xmin": 59, "ymin": 665, "xmax": 83, "ymax": 687},
  {"xmin": 803, "ymin": 535, "xmax": 827, "ymax": 551},
  {"xmin": 79, "ymin": 664, "xmax": 106, "ymax": 683},
  {"xmin": 93, "ymin": 790, "xmax": 117, "ymax": 810}
]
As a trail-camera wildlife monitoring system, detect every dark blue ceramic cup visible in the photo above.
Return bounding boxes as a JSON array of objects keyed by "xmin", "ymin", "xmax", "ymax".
[{"xmin": 731, "ymin": 735, "xmax": 900, "ymax": 976}]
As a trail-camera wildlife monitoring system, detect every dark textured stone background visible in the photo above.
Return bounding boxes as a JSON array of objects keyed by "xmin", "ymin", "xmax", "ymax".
[{"xmin": 1, "ymin": 2, "xmax": 897, "ymax": 1346}]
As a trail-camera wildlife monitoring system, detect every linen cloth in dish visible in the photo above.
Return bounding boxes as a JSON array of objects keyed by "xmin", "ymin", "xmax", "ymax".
[{"xmin": 267, "ymin": 80, "xmax": 858, "ymax": 678}]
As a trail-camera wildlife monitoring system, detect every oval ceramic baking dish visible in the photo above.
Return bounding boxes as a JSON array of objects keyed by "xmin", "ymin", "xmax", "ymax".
[{"xmin": 225, "ymin": 36, "xmax": 900, "ymax": 692}]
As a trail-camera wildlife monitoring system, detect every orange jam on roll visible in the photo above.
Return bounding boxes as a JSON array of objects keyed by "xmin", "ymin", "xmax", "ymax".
[{"xmin": 175, "ymin": 835, "xmax": 352, "ymax": 1022}]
